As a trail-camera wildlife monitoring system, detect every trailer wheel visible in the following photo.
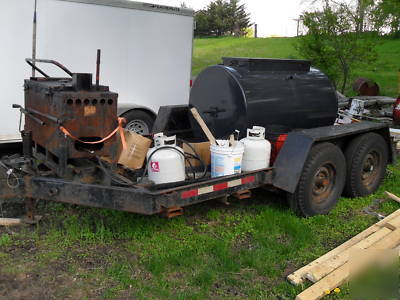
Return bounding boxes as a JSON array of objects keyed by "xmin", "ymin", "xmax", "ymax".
[
  {"xmin": 343, "ymin": 133, "xmax": 388, "ymax": 198},
  {"xmin": 122, "ymin": 110, "xmax": 155, "ymax": 135},
  {"xmin": 288, "ymin": 143, "xmax": 346, "ymax": 217}
]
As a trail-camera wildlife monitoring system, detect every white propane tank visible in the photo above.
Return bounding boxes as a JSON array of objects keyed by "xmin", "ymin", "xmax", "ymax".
[
  {"xmin": 240, "ymin": 126, "xmax": 271, "ymax": 171},
  {"xmin": 147, "ymin": 133, "xmax": 185, "ymax": 184}
]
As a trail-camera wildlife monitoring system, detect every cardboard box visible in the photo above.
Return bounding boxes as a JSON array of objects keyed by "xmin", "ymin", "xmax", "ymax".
[
  {"xmin": 117, "ymin": 130, "xmax": 152, "ymax": 169},
  {"xmin": 183, "ymin": 142, "xmax": 211, "ymax": 168}
]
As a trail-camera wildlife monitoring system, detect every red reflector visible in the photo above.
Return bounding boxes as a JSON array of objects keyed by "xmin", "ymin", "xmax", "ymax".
[
  {"xmin": 190, "ymin": 79, "xmax": 193, "ymax": 87},
  {"xmin": 242, "ymin": 176, "xmax": 255, "ymax": 184},
  {"xmin": 213, "ymin": 182, "xmax": 228, "ymax": 191},
  {"xmin": 394, "ymin": 97, "xmax": 400, "ymax": 125},
  {"xmin": 181, "ymin": 189, "xmax": 198, "ymax": 199}
]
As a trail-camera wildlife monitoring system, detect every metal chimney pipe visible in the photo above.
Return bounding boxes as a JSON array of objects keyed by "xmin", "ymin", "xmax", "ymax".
[{"xmin": 96, "ymin": 49, "xmax": 101, "ymax": 90}]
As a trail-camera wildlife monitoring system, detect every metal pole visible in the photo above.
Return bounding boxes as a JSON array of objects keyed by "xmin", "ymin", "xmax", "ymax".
[
  {"xmin": 297, "ymin": 19, "xmax": 300, "ymax": 36},
  {"xmin": 32, "ymin": 0, "xmax": 37, "ymax": 77},
  {"xmin": 96, "ymin": 49, "xmax": 101, "ymax": 90}
]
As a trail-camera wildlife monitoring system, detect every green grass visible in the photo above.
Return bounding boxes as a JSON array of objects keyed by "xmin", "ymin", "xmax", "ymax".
[
  {"xmin": 0, "ymin": 233, "xmax": 11, "ymax": 247},
  {"xmin": 1, "ymin": 37, "xmax": 399, "ymax": 299},
  {"xmin": 192, "ymin": 37, "xmax": 299, "ymax": 75},
  {"xmin": 1, "ymin": 163, "xmax": 399, "ymax": 298},
  {"xmin": 351, "ymin": 38, "xmax": 400, "ymax": 97},
  {"xmin": 193, "ymin": 37, "xmax": 400, "ymax": 97}
]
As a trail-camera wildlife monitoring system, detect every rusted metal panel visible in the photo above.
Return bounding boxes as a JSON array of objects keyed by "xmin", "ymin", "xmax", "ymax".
[{"xmin": 24, "ymin": 70, "xmax": 119, "ymax": 175}]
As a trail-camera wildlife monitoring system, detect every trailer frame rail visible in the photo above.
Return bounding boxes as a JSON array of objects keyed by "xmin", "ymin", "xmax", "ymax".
[{"xmin": 15, "ymin": 168, "xmax": 273, "ymax": 216}]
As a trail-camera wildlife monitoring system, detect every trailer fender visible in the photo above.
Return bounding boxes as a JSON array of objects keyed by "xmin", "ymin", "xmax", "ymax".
[
  {"xmin": 272, "ymin": 132, "xmax": 314, "ymax": 193},
  {"xmin": 272, "ymin": 122, "xmax": 394, "ymax": 194},
  {"xmin": 117, "ymin": 104, "xmax": 157, "ymax": 118}
]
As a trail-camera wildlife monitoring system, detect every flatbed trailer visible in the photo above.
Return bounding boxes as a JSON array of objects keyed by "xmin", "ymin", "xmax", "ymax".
[{"xmin": 0, "ymin": 106, "xmax": 395, "ymax": 219}]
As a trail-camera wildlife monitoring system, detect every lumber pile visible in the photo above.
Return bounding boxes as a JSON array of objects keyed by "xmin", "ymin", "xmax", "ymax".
[
  {"xmin": 337, "ymin": 95, "xmax": 396, "ymax": 108},
  {"xmin": 389, "ymin": 130, "xmax": 400, "ymax": 153},
  {"xmin": 288, "ymin": 195, "xmax": 400, "ymax": 300},
  {"xmin": 0, "ymin": 217, "xmax": 22, "ymax": 226},
  {"xmin": 0, "ymin": 215, "xmax": 42, "ymax": 226}
]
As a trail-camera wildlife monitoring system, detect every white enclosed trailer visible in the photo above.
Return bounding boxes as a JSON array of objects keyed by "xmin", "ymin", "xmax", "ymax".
[{"xmin": 0, "ymin": 0, "xmax": 194, "ymax": 142}]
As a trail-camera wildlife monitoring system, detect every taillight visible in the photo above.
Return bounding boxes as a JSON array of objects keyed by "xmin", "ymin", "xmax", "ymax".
[{"xmin": 393, "ymin": 97, "xmax": 400, "ymax": 125}]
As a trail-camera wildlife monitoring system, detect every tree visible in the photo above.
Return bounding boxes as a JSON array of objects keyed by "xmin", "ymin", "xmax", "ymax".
[
  {"xmin": 297, "ymin": 2, "xmax": 377, "ymax": 93},
  {"xmin": 207, "ymin": 0, "xmax": 231, "ymax": 36},
  {"xmin": 194, "ymin": 0, "xmax": 251, "ymax": 37},
  {"xmin": 245, "ymin": 26, "xmax": 254, "ymax": 38},
  {"xmin": 372, "ymin": 0, "xmax": 400, "ymax": 36},
  {"xmin": 229, "ymin": 0, "xmax": 252, "ymax": 36},
  {"xmin": 304, "ymin": 0, "xmax": 399, "ymax": 36},
  {"xmin": 194, "ymin": 9, "xmax": 211, "ymax": 36},
  {"xmin": 355, "ymin": 0, "xmax": 376, "ymax": 32},
  {"xmin": 306, "ymin": 0, "xmax": 376, "ymax": 33}
]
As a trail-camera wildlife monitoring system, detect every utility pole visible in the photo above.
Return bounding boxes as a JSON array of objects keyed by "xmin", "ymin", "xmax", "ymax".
[
  {"xmin": 32, "ymin": 0, "xmax": 37, "ymax": 77},
  {"xmin": 254, "ymin": 23, "xmax": 258, "ymax": 38},
  {"xmin": 293, "ymin": 18, "xmax": 301, "ymax": 36}
]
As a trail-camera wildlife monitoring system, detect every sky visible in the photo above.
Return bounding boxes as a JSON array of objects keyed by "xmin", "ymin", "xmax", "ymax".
[{"xmin": 149, "ymin": 0, "xmax": 317, "ymax": 37}]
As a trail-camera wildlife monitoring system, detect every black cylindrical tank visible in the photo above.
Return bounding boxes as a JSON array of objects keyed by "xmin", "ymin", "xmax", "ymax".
[{"xmin": 189, "ymin": 57, "xmax": 338, "ymax": 139}]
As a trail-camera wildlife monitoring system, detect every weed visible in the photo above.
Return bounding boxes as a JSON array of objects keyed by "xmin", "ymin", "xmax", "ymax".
[{"xmin": 0, "ymin": 233, "xmax": 11, "ymax": 247}]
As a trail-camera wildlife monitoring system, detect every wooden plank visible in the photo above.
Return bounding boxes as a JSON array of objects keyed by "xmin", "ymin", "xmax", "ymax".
[
  {"xmin": 287, "ymin": 209, "xmax": 400, "ymax": 285},
  {"xmin": 190, "ymin": 107, "xmax": 216, "ymax": 145},
  {"xmin": 391, "ymin": 129, "xmax": 400, "ymax": 142},
  {"xmin": 306, "ymin": 215, "xmax": 400, "ymax": 282},
  {"xmin": 296, "ymin": 228, "xmax": 400, "ymax": 300},
  {"xmin": 395, "ymin": 245, "xmax": 400, "ymax": 256},
  {"xmin": 0, "ymin": 217, "xmax": 22, "ymax": 226},
  {"xmin": 385, "ymin": 191, "xmax": 400, "ymax": 204},
  {"xmin": 338, "ymin": 96, "xmax": 396, "ymax": 108},
  {"xmin": 382, "ymin": 214, "xmax": 400, "ymax": 229},
  {"xmin": 370, "ymin": 228, "xmax": 400, "ymax": 249},
  {"xmin": 305, "ymin": 227, "xmax": 392, "ymax": 282}
]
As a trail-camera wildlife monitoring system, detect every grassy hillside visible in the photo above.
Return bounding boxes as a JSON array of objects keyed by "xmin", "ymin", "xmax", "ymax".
[
  {"xmin": 0, "ymin": 37, "xmax": 399, "ymax": 299},
  {"xmin": 352, "ymin": 38, "xmax": 400, "ymax": 97},
  {"xmin": 193, "ymin": 37, "xmax": 400, "ymax": 97},
  {"xmin": 192, "ymin": 37, "xmax": 298, "ymax": 75}
]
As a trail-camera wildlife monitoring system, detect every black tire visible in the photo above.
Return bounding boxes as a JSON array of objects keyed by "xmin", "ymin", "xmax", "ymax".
[
  {"xmin": 121, "ymin": 110, "xmax": 155, "ymax": 135},
  {"xmin": 343, "ymin": 132, "xmax": 388, "ymax": 198},
  {"xmin": 288, "ymin": 142, "xmax": 346, "ymax": 217}
]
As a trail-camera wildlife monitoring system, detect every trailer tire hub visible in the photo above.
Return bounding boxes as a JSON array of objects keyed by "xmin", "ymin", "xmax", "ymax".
[
  {"xmin": 312, "ymin": 164, "xmax": 336, "ymax": 203},
  {"xmin": 288, "ymin": 143, "xmax": 346, "ymax": 217},
  {"xmin": 344, "ymin": 132, "xmax": 388, "ymax": 198},
  {"xmin": 126, "ymin": 119, "xmax": 150, "ymax": 135},
  {"xmin": 122, "ymin": 110, "xmax": 154, "ymax": 135}
]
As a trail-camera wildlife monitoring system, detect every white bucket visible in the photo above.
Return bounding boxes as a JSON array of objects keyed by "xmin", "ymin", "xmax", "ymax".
[{"xmin": 210, "ymin": 140, "xmax": 244, "ymax": 178}]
